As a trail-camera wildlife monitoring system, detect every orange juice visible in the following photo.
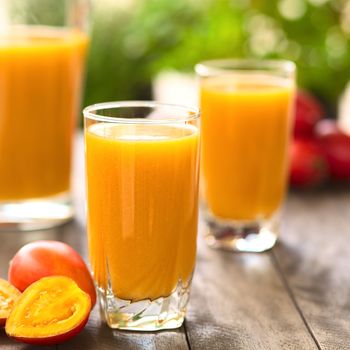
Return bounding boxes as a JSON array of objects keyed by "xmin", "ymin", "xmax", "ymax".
[
  {"xmin": 0, "ymin": 27, "xmax": 88, "ymax": 200},
  {"xmin": 200, "ymin": 75, "xmax": 294, "ymax": 221},
  {"xmin": 85, "ymin": 123, "xmax": 200, "ymax": 301}
]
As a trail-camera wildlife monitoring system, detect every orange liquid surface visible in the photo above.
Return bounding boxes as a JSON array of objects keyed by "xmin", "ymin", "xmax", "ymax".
[
  {"xmin": 200, "ymin": 75, "xmax": 294, "ymax": 221},
  {"xmin": 85, "ymin": 123, "xmax": 200, "ymax": 301},
  {"xmin": 0, "ymin": 27, "xmax": 88, "ymax": 200}
]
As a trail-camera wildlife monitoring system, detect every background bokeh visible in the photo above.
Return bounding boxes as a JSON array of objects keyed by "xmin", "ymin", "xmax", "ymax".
[{"xmin": 84, "ymin": 0, "xmax": 350, "ymax": 113}]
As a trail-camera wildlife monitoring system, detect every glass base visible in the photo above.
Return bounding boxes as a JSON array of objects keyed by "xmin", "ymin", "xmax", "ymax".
[
  {"xmin": 0, "ymin": 192, "xmax": 74, "ymax": 231},
  {"xmin": 98, "ymin": 280, "xmax": 190, "ymax": 331},
  {"xmin": 203, "ymin": 212, "xmax": 279, "ymax": 252}
]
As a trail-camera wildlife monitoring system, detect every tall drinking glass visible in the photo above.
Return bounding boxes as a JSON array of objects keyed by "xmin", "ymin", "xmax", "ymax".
[
  {"xmin": 84, "ymin": 101, "xmax": 200, "ymax": 331},
  {"xmin": 0, "ymin": 0, "xmax": 90, "ymax": 230},
  {"xmin": 196, "ymin": 59, "xmax": 295, "ymax": 252}
]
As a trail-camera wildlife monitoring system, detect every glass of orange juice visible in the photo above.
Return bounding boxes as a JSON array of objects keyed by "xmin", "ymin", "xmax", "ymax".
[
  {"xmin": 84, "ymin": 101, "xmax": 200, "ymax": 331},
  {"xmin": 196, "ymin": 59, "xmax": 296, "ymax": 252},
  {"xmin": 0, "ymin": 0, "xmax": 89, "ymax": 230}
]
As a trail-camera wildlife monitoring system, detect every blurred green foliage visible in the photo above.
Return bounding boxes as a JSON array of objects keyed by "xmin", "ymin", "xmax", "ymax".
[{"xmin": 84, "ymin": 0, "xmax": 350, "ymax": 111}]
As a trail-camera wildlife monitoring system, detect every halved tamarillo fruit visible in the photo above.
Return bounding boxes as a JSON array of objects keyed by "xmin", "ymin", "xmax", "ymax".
[
  {"xmin": 0, "ymin": 278, "xmax": 21, "ymax": 326},
  {"xmin": 8, "ymin": 240, "xmax": 96, "ymax": 307},
  {"xmin": 5, "ymin": 276, "xmax": 91, "ymax": 345}
]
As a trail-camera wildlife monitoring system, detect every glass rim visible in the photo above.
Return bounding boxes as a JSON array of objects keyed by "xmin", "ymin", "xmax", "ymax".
[
  {"xmin": 83, "ymin": 100, "xmax": 200, "ymax": 124},
  {"xmin": 195, "ymin": 58, "xmax": 296, "ymax": 77}
]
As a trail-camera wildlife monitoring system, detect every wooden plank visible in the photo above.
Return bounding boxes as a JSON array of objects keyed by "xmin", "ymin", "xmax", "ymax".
[
  {"xmin": 60, "ymin": 308, "xmax": 188, "ymax": 350},
  {"xmin": 1, "ymin": 329, "xmax": 53, "ymax": 350},
  {"xmin": 185, "ymin": 220, "xmax": 318, "ymax": 350},
  {"xmin": 275, "ymin": 189, "xmax": 350, "ymax": 350}
]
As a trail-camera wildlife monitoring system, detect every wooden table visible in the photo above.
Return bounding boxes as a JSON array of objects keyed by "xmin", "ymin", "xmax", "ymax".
[{"xmin": 2, "ymin": 138, "xmax": 350, "ymax": 350}]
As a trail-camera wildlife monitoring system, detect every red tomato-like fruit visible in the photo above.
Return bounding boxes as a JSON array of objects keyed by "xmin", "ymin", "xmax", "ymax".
[
  {"xmin": 8, "ymin": 241, "xmax": 96, "ymax": 307},
  {"xmin": 317, "ymin": 132, "xmax": 350, "ymax": 180},
  {"xmin": 294, "ymin": 91, "xmax": 324, "ymax": 139},
  {"xmin": 290, "ymin": 139, "xmax": 329, "ymax": 187}
]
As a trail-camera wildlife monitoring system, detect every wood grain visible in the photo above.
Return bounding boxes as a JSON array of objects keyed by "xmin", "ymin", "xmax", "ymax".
[
  {"xmin": 0, "ymin": 329, "xmax": 53, "ymax": 350},
  {"xmin": 61, "ymin": 308, "xmax": 188, "ymax": 350},
  {"xmin": 275, "ymin": 189, "xmax": 350, "ymax": 350},
  {"xmin": 184, "ymin": 220, "xmax": 318, "ymax": 350}
]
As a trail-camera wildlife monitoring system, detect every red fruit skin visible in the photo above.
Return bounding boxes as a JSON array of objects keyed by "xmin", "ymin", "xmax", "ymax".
[
  {"xmin": 290, "ymin": 139, "xmax": 329, "ymax": 187},
  {"xmin": 294, "ymin": 91, "xmax": 324, "ymax": 138},
  {"xmin": 8, "ymin": 241, "xmax": 96, "ymax": 307},
  {"xmin": 11, "ymin": 312, "xmax": 89, "ymax": 345},
  {"xmin": 318, "ymin": 133, "xmax": 350, "ymax": 180}
]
